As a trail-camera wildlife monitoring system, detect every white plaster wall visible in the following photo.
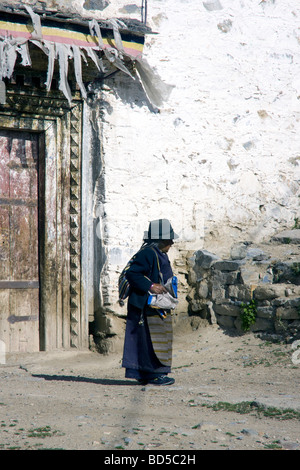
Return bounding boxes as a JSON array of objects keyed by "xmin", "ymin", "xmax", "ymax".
[
  {"xmin": 93, "ymin": 0, "xmax": 300, "ymax": 312},
  {"xmin": 13, "ymin": 0, "xmax": 299, "ymax": 315}
]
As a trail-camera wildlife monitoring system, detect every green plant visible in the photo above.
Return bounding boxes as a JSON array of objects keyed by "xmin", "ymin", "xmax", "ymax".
[
  {"xmin": 27, "ymin": 426, "xmax": 64, "ymax": 439},
  {"xmin": 201, "ymin": 401, "xmax": 300, "ymax": 420},
  {"xmin": 291, "ymin": 262, "xmax": 300, "ymax": 276},
  {"xmin": 240, "ymin": 300, "xmax": 257, "ymax": 332},
  {"xmin": 264, "ymin": 441, "xmax": 282, "ymax": 450}
]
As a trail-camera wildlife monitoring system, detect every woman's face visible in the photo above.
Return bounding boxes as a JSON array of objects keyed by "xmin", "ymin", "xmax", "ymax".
[{"xmin": 160, "ymin": 240, "xmax": 174, "ymax": 253}]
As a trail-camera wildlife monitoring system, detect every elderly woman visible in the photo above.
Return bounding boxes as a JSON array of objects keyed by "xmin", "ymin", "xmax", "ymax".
[{"xmin": 122, "ymin": 219, "xmax": 178, "ymax": 386}]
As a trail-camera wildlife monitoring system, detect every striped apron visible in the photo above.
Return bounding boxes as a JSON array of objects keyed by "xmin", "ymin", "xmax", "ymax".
[{"xmin": 146, "ymin": 310, "xmax": 173, "ymax": 367}]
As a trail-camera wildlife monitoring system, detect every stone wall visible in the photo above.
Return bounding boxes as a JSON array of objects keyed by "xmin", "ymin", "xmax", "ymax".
[
  {"xmin": 94, "ymin": 0, "xmax": 300, "ymax": 326},
  {"xmin": 90, "ymin": 0, "xmax": 300, "ymax": 349},
  {"xmin": 187, "ymin": 230, "xmax": 300, "ymax": 341}
]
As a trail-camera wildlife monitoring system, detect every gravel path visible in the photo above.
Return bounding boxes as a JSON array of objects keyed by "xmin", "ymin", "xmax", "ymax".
[{"xmin": 1, "ymin": 325, "xmax": 299, "ymax": 451}]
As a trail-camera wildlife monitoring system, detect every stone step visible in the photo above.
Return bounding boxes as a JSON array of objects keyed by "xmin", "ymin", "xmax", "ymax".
[
  {"xmin": 272, "ymin": 229, "xmax": 300, "ymax": 244},
  {"xmin": 188, "ymin": 243, "xmax": 300, "ymax": 337}
]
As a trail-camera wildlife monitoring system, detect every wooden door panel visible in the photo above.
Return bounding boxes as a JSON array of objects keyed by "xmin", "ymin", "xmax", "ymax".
[
  {"xmin": 8, "ymin": 289, "xmax": 39, "ymax": 352},
  {"xmin": 0, "ymin": 134, "xmax": 10, "ymax": 197},
  {"xmin": 10, "ymin": 205, "xmax": 39, "ymax": 280},
  {"xmin": 0, "ymin": 207, "xmax": 9, "ymax": 279},
  {"xmin": 0, "ymin": 130, "xmax": 39, "ymax": 353}
]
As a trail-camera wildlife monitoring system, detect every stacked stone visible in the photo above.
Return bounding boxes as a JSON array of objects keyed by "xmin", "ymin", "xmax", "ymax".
[{"xmin": 188, "ymin": 234, "xmax": 300, "ymax": 339}]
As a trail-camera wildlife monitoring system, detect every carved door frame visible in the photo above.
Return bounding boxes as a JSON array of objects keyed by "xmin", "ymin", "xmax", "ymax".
[{"xmin": 0, "ymin": 90, "xmax": 86, "ymax": 351}]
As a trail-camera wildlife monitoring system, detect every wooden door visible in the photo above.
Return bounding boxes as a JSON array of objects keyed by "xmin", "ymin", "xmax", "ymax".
[{"xmin": 0, "ymin": 130, "xmax": 40, "ymax": 352}]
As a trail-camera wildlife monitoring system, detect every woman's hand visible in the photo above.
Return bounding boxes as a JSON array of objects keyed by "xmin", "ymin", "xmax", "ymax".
[{"xmin": 150, "ymin": 283, "xmax": 167, "ymax": 294}]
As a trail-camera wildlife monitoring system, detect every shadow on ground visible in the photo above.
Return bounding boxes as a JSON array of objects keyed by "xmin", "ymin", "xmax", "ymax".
[{"xmin": 32, "ymin": 373, "xmax": 137, "ymax": 386}]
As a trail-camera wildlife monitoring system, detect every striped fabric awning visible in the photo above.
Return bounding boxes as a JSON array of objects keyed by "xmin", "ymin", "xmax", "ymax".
[
  {"xmin": 0, "ymin": 10, "xmax": 144, "ymax": 58},
  {"xmin": 0, "ymin": 6, "xmax": 145, "ymax": 104},
  {"xmin": 0, "ymin": 7, "xmax": 173, "ymax": 108}
]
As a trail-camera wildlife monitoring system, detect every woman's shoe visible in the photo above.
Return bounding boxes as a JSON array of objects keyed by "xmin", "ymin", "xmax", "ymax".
[
  {"xmin": 148, "ymin": 376, "xmax": 175, "ymax": 386},
  {"xmin": 137, "ymin": 379, "xmax": 148, "ymax": 385}
]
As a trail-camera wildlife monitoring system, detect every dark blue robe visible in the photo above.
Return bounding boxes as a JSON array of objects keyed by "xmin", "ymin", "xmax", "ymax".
[{"xmin": 122, "ymin": 245, "xmax": 173, "ymax": 381}]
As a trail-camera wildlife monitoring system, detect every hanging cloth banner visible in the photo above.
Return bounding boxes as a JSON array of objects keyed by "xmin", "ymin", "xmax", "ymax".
[
  {"xmin": 0, "ymin": 9, "xmax": 173, "ymax": 108},
  {"xmin": 0, "ymin": 11, "xmax": 144, "ymax": 57}
]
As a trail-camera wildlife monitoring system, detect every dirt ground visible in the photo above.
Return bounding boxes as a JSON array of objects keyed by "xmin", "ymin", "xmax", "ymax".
[{"xmin": 0, "ymin": 323, "xmax": 300, "ymax": 452}]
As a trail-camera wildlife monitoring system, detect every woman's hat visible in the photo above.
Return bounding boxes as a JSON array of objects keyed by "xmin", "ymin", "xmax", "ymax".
[{"xmin": 143, "ymin": 219, "xmax": 179, "ymax": 240}]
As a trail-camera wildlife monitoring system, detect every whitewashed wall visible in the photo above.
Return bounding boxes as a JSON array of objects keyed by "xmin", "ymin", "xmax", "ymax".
[
  {"xmin": 6, "ymin": 1, "xmax": 300, "ymax": 330},
  {"xmin": 89, "ymin": 0, "xmax": 300, "ymax": 317}
]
